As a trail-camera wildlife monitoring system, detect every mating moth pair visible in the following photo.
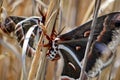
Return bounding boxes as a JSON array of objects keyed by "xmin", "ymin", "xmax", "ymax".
[{"xmin": 0, "ymin": 12, "xmax": 120, "ymax": 79}]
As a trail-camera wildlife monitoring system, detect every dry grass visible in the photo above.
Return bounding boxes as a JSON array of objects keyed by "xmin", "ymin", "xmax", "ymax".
[{"xmin": 0, "ymin": 0, "xmax": 120, "ymax": 80}]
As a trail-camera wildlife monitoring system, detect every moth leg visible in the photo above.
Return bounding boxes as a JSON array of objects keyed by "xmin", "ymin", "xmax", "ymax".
[
  {"xmin": 38, "ymin": 7, "xmax": 47, "ymax": 24},
  {"xmin": 39, "ymin": 42, "xmax": 50, "ymax": 47}
]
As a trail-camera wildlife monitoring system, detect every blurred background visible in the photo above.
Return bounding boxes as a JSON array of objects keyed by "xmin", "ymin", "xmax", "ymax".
[{"xmin": 0, "ymin": 0, "xmax": 120, "ymax": 80}]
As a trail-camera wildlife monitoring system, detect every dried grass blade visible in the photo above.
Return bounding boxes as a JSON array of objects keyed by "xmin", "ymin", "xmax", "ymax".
[
  {"xmin": 28, "ymin": 32, "xmax": 44, "ymax": 80},
  {"xmin": 32, "ymin": 0, "xmax": 59, "ymax": 80},
  {"xmin": 80, "ymin": 0, "xmax": 101, "ymax": 79},
  {"xmin": 57, "ymin": 1, "xmax": 63, "ymax": 35},
  {"xmin": 35, "ymin": 10, "xmax": 59, "ymax": 80},
  {"xmin": 0, "ymin": 38, "xmax": 21, "ymax": 61}
]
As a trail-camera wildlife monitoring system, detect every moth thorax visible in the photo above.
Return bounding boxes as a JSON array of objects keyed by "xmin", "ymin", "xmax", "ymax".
[{"xmin": 48, "ymin": 38, "xmax": 60, "ymax": 60}]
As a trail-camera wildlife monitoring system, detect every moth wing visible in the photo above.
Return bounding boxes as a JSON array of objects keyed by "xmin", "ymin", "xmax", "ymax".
[
  {"xmin": 57, "ymin": 38, "xmax": 88, "ymax": 79},
  {"xmin": 59, "ymin": 12, "xmax": 120, "ymax": 41},
  {"xmin": 86, "ymin": 41, "xmax": 113, "ymax": 77},
  {"xmin": 0, "ymin": 16, "xmax": 25, "ymax": 33}
]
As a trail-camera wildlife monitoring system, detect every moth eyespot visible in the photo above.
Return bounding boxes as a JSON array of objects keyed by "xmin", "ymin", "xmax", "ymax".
[
  {"xmin": 68, "ymin": 62, "xmax": 76, "ymax": 71},
  {"xmin": 76, "ymin": 46, "xmax": 81, "ymax": 51},
  {"xmin": 55, "ymin": 37, "xmax": 60, "ymax": 41},
  {"xmin": 84, "ymin": 30, "xmax": 90, "ymax": 37}
]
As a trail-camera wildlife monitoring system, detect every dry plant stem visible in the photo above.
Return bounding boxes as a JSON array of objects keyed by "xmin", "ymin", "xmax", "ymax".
[
  {"xmin": 27, "ymin": 34, "xmax": 44, "ymax": 80},
  {"xmin": 35, "ymin": 10, "xmax": 59, "ymax": 80},
  {"xmin": 0, "ymin": 0, "xmax": 3, "ymax": 21},
  {"xmin": 21, "ymin": 26, "xmax": 39, "ymax": 80},
  {"xmin": 36, "ymin": 0, "xmax": 60, "ymax": 79},
  {"xmin": 28, "ymin": 0, "xmax": 60, "ymax": 80},
  {"xmin": 20, "ymin": 72, "xmax": 23, "ymax": 80},
  {"xmin": 79, "ymin": 0, "xmax": 101, "ymax": 80},
  {"xmin": 35, "ymin": 55, "xmax": 47, "ymax": 80},
  {"xmin": 57, "ymin": 0, "xmax": 63, "ymax": 34}
]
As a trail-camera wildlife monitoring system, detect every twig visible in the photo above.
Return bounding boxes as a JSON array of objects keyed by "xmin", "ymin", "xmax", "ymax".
[
  {"xmin": 27, "ymin": 32, "xmax": 44, "ymax": 80},
  {"xmin": 79, "ymin": 0, "xmax": 101, "ymax": 80},
  {"xmin": 35, "ymin": 0, "xmax": 60, "ymax": 79},
  {"xmin": 35, "ymin": 9, "xmax": 59, "ymax": 80},
  {"xmin": 27, "ymin": 0, "xmax": 60, "ymax": 80},
  {"xmin": 57, "ymin": 0, "xmax": 63, "ymax": 35}
]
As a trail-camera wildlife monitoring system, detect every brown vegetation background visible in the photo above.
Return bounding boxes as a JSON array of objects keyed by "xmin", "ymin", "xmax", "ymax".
[{"xmin": 0, "ymin": 0, "xmax": 120, "ymax": 80}]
